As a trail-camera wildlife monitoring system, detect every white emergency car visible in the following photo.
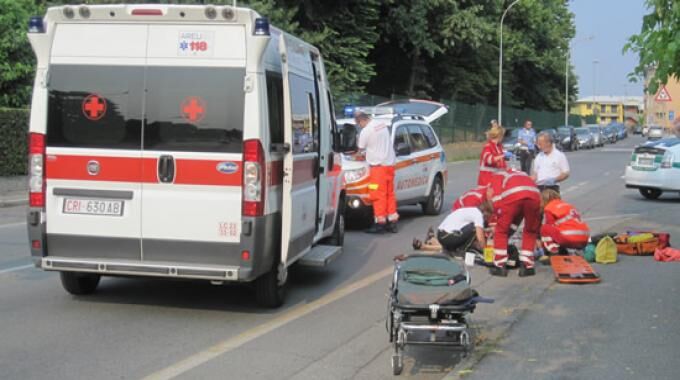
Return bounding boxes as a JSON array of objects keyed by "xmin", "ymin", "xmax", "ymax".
[
  {"xmin": 625, "ymin": 137, "xmax": 680, "ymax": 199},
  {"xmin": 26, "ymin": 4, "xmax": 346, "ymax": 307},
  {"xmin": 337, "ymin": 100, "xmax": 449, "ymax": 224}
]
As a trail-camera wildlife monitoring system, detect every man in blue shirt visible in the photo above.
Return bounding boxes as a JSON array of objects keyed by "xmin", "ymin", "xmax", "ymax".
[{"xmin": 518, "ymin": 120, "xmax": 537, "ymax": 174}]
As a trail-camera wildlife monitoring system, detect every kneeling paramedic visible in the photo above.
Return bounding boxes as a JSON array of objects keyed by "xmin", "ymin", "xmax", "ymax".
[
  {"xmin": 488, "ymin": 170, "xmax": 541, "ymax": 277},
  {"xmin": 355, "ymin": 111, "xmax": 398, "ymax": 233},
  {"xmin": 540, "ymin": 189, "xmax": 590, "ymax": 256},
  {"xmin": 452, "ymin": 185, "xmax": 489, "ymax": 211},
  {"xmin": 437, "ymin": 202, "xmax": 492, "ymax": 253}
]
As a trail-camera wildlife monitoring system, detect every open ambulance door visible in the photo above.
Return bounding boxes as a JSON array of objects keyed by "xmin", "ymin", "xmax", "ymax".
[{"xmin": 377, "ymin": 99, "xmax": 448, "ymax": 124}]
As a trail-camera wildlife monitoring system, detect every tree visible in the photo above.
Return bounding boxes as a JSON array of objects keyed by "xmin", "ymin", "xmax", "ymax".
[
  {"xmin": 624, "ymin": 0, "xmax": 680, "ymax": 94},
  {"xmin": 0, "ymin": 0, "xmax": 41, "ymax": 108}
]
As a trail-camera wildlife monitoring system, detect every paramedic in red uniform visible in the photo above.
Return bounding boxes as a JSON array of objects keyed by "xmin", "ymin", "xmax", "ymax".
[
  {"xmin": 540, "ymin": 189, "xmax": 590, "ymax": 255},
  {"xmin": 478, "ymin": 122, "xmax": 507, "ymax": 186},
  {"xmin": 451, "ymin": 185, "xmax": 488, "ymax": 211},
  {"xmin": 355, "ymin": 111, "xmax": 398, "ymax": 234},
  {"xmin": 487, "ymin": 170, "xmax": 541, "ymax": 277}
]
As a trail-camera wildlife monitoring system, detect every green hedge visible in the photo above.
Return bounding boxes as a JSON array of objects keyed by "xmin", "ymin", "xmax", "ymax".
[{"xmin": 0, "ymin": 108, "xmax": 30, "ymax": 176}]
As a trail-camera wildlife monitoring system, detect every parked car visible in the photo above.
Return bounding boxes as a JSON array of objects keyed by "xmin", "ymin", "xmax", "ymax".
[
  {"xmin": 642, "ymin": 125, "xmax": 650, "ymax": 136},
  {"xmin": 633, "ymin": 125, "xmax": 643, "ymax": 135},
  {"xmin": 557, "ymin": 126, "xmax": 577, "ymax": 151},
  {"xmin": 602, "ymin": 126, "xmax": 618, "ymax": 143},
  {"xmin": 648, "ymin": 126, "xmax": 665, "ymax": 140},
  {"xmin": 625, "ymin": 137, "xmax": 680, "ymax": 199},
  {"xmin": 574, "ymin": 127, "xmax": 595, "ymax": 149},
  {"xmin": 611, "ymin": 123, "xmax": 627, "ymax": 140},
  {"xmin": 502, "ymin": 128, "xmax": 520, "ymax": 152},
  {"xmin": 339, "ymin": 99, "xmax": 449, "ymax": 226},
  {"xmin": 540, "ymin": 128, "xmax": 563, "ymax": 150},
  {"xmin": 586, "ymin": 125, "xmax": 605, "ymax": 147}
]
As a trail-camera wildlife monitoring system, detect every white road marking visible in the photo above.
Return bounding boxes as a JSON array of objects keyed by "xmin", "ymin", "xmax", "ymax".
[
  {"xmin": 577, "ymin": 181, "xmax": 588, "ymax": 187},
  {"xmin": 0, "ymin": 222, "xmax": 26, "ymax": 229},
  {"xmin": 0, "ymin": 264, "xmax": 33, "ymax": 275},
  {"xmin": 142, "ymin": 266, "xmax": 394, "ymax": 380},
  {"xmin": 584, "ymin": 213, "xmax": 639, "ymax": 222}
]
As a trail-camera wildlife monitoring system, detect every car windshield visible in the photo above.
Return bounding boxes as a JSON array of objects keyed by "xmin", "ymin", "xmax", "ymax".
[
  {"xmin": 575, "ymin": 128, "xmax": 589, "ymax": 135},
  {"xmin": 557, "ymin": 127, "xmax": 570, "ymax": 134},
  {"xmin": 588, "ymin": 127, "xmax": 599, "ymax": 132}
]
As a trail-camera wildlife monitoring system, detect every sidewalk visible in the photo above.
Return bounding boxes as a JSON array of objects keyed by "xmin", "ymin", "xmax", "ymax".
[{"xmin": 0, "ymin": 176, "xmax": 27, "ymax": 208}]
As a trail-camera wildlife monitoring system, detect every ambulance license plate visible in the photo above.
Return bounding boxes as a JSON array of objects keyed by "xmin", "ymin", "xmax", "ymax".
[{"xmin": 63, "ymin": 198, "xmax": 124, "ymax": 216}]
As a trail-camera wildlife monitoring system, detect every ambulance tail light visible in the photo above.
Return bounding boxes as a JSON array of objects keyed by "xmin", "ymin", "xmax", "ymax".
[
  {"xmin": 242, "ymin": 139, "xmax": 265, "ymax": 217},
  {"xmin": 28, "ymin": 133, "xmax": 46, "ymax": 208}
]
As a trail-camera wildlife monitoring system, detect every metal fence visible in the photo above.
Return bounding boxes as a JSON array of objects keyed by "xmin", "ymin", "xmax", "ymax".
[{"xmin": 336, "ymin": 94, "xmax": 586, "ymax": 144}]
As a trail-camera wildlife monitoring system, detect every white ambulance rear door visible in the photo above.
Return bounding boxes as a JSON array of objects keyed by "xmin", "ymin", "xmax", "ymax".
[
  {"xmin": 140, "ymin": 24, "xmax": 247, "ymax": 265},
  {"xmin": 279, "ymin": 34, "xmax": 320, "ymax": 264},
  {"xmin": 45, "ymin": 23, "xmax": 147, "ymax": 260}
]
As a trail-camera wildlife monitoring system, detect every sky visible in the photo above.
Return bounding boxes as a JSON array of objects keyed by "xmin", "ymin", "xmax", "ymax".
[{"xmin": 569, "ymin": 0, "xmax": 647, "ymax": 99}]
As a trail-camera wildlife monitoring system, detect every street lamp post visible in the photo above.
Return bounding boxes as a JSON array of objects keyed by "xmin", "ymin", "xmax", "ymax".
[
  {"xmin": 498, "ymin": 0, "xmax": 521, "ymax": 126},
  {"xmin": 593, "ymin": 59, "xmax": 600, "ymax": 123},
  {"xmin": 564, "ymin": 36, "xmax": 594, "ymax": 127}
]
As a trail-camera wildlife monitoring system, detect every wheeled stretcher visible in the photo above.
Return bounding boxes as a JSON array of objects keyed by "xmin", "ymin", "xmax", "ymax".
[{"xmin": 386, "ymin": 254, "xmax": 493, "ymax": 375}]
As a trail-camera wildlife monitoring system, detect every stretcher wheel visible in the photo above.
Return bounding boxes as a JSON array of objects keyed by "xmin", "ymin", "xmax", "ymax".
[{"xmin": 391, "ymin": 354, "xmax": 403, "ymax": 376}]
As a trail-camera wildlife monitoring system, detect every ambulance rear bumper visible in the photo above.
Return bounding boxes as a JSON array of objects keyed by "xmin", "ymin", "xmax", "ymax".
[{"xmin": 40, "ymin": 257, "xmax": 240, "ymax": 281}]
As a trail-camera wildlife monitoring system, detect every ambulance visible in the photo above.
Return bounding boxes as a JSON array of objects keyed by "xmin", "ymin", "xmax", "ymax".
[
  {"xmin": 26, "ymin": 4, "xmax": 346, "ymax": 307},
  {"xmin": 337, "ymin": 100, "xmax": 449, "ymax": 225}
]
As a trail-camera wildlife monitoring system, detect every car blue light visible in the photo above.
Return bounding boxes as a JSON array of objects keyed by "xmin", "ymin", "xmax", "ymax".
[
  {"xmin": 28, "ymin": 16, "xmax": 44, "ymax": 33},
  {"xmin": 343, "ymin": 105, "xmax": 355, "ymax": 117},
  {"xmin": 254, "ymin": 17, "xmax": 270, "ymax": 36}
]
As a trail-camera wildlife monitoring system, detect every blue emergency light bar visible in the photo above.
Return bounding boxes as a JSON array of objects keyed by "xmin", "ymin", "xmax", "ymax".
[
  {"xmin": 28, "ymin": 16, "xmax": 45, "ymax": 33},
  {"xmin": 254, "ymin": 18, "xmax": 270, "ymax": 36},
  {"xmin": 343, "ymin": 105, "xmax": 355, "ymax": 117}
]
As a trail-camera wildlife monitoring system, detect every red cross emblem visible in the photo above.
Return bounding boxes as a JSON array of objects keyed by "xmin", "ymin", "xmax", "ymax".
[
  {"xmin": 82, "ymin": 94, "xmax": 107, "ymax": 121},
  {"xmin": 180, "ymin": 96, "xmax": 206, "ymax": 123}
]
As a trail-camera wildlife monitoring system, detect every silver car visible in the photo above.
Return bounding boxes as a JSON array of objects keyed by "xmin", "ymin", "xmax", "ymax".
[
  {"xmin": 575, "ymin": 127, "xmax": 595, "ymax": 149},
  {"xmin": 647, "ymin": 126, "xmax": 664, "ymax": 140},
  {"xmin": 586, "ymin": 125, "xmax": 605, "ymax": 147}
]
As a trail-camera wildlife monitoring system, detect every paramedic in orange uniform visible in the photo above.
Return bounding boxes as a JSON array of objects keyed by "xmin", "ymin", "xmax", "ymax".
[
  {"xmin": 540, "ymin": 189, "xmax": 590, "ymax": 255},
  {"xmin": 451, "ymin": 185, "xmax": 489, "ymax": 211},
  {"xmin": 488, "ymin": 170, "xmax": 541, "ymax": 277},
  {"xmin": 478, "ymin": 122, "xmax": 507, "ymax": 186},
  {"xmin": 355, "ymin": 111, "xmax": 398, "ymax": 234}
]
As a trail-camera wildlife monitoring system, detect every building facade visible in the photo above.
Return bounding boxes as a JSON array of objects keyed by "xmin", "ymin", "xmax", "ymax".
[
  {"xmin": 572, "ymin": 96, "xmax": 643, "ymax": 125},
  {"xmin": 644, "ymin": 68, "xmax": 680, "ymax": 131}
]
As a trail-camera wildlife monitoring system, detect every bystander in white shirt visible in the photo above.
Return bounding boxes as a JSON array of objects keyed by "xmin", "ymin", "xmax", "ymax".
[{"xmin": 533, "ymin": 146, "xmax": 570, "ymax": 186}]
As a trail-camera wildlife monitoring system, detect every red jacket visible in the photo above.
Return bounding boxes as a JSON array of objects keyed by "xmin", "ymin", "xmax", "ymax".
[
  {"xmin": 477, "ymin": 141, "xmax": 507, "ymax": 186},
  {"xmin": 452, "ymin": 186, "xmax": 488, "ymax": 211},
  {"xmin": 488, "ymin": 170, "xmax": 539, "ymax": 208},
  {"xmin": 544, "ymin": 199, "xmax": 589, "ymax": 235}
]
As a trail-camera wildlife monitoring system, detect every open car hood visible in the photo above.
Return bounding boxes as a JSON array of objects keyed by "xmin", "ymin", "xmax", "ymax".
[{"xmin": 376, "ymin": 99, "xmax": 448, "ymax": 124}]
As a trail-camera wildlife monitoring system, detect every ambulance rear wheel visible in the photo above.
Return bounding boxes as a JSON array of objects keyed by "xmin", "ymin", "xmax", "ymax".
[
  {"xmin": 639, "ymin": 188, "xmax": 662, "ymax": 200},
  {"xmin": 60, "ymin": 272, "xmax": 100, "ymax": 295},
  {"xmin": 422, "ymin": 176, "xmax": 443, "ymax": 215},
  {"xmin": 255, "ymin": 263, "xmax": 286, "ymax": 308}
]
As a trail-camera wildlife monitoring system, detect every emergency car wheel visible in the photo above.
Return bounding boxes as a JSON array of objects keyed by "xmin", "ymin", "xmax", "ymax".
[
  {"xmin": 639, "ymin": 188, "xmax": 662, "ymax": 200},
  {"xmin": 59, "ymin": 272, "xmax": 101, "ymax": 295},
  {"xmin": 255, "ymin": 263, "xmax": 286, "ymax": 308},
  {"xmin": 422, "ymin": 176, "xmax": 443, "ymax": 215}
]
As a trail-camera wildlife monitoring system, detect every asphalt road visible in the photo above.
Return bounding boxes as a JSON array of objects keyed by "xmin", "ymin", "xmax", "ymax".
[{"xmin": 1, "ymin": 136, "xmax": 678, "ymax": 380}]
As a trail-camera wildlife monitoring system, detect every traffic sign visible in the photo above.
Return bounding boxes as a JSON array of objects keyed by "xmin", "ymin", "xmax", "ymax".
[{"xmin": 655, "ymin": 85, "xmax": 672, "ymax": 102}]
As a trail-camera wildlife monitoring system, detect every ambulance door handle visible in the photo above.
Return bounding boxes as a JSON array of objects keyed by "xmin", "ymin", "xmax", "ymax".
[{"xmin": 158, "ymin": 155, "xmax": 175, "ymax": 183}]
